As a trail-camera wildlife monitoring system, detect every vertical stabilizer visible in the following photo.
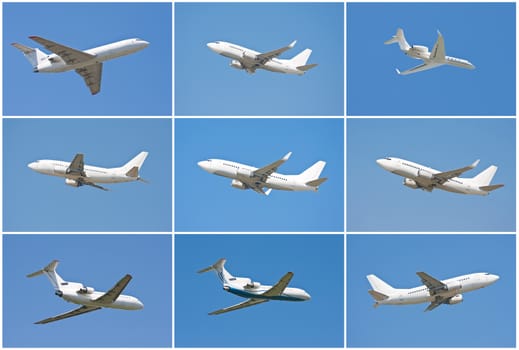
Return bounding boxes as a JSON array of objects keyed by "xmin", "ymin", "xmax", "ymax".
[
  {"xmin": 299, "ymin": 160, "xmax": 326, "ymax": 181},
  {"xmin": 27, "ymin": 260, "xmax": 66, "ymax": 291},
  {"xmin": 384, "ymin": 28, "xmax": 411, "ymax": 51},
  {"xmin": 197, "ymin": 258, "xmax": 235, "ymax": 285},
  {"xmin": 289, "ymin": 48, "xmax": 312, "ymax": 67},
  {"xmin": 120, "ymin": 151, "xmax": 148, "ymax": 175},
  {"xmin": 11, "ymin": 43, "xmax": 47, "ymax": 69},
  {"xmin": 472, "ymin": 165, "xmax": 498, "ymax": 186},
  {"xmin": 367, "ymin": 274, "xmax": 396, "ymax": 294}
]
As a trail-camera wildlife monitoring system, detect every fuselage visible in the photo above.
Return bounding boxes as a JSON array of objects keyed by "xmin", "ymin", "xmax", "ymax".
[
  {"xmin": 35, "ymin": 38, "xmax": 149, "ymax": 73},
  {"xmin": 198, "ymin": 158, "xmax": 316, "ymax": 192},
  {"xmin": 377, "ymin": 157, "xmax": 489, "ymax": 195},
  {"xmin": 207, "ymin": 41, "xmax": 304, "ymax": 75},
  {"xmin": 375, "ymin": 273, "xmax": 499, "ymax": 307},
  {"xmin": 224, "ymin": 283, "xmax": 311, "ymax": 302},
  {"xmin": 405, "ymin": 45, "xmax": 474, "ymax": 69},
  {"xmin": 28, "ymin": 159, "xmax": 135, "ymax": 184},
  {"xmin": 60, "ymin": 282, "xmax": 143, "ymax": 310}
]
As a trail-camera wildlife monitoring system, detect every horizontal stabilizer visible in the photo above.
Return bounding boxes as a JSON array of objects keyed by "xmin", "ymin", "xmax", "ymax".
[
  {"xmin": 479, "ymin": 184, "xmax": 504, "ymax": 192},
  {"xmin": 27, "ymin": 260, "xmax": 59, "ymax": 278},
  {"xmin": 297, "ymin": 63, "xmax": 318, "ymax": 71},
  {"xmin": 368, "ymin": 290, "xmax": 388, "ymax": 301},
  {"xmin": 306, "ymin": 177, "xmax": 327, "ymax": 187}
]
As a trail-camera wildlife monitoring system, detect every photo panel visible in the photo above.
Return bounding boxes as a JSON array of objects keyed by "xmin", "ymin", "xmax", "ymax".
[
  {"xmin": 175, "ymin": 233, "xmax": 344, "ymax": 347},
  {"xmin": 347, "ymin": 2, "xmax": 515, "ymax": 116},
  {"xmin": 3, "ymin": 234, "xmax": 172, "ymax": 347},
  {"xmin": 3, "ymin": 2, "xmax": 172, "ymax": 116},
  {"xmin": 347, "ymin": 234, "xmax": 515, "ymax": 347},
  {"xmin": 3, "ymin": 118, "xmax": 172, "ymax": 232},
  {"xmin": 347, "ymin": 118, "xmax": 516, "ymax": 232},
  {"xmin": 175, "ymin": 2, "xmax": 344, "ymax": 116},
  {"xmin": 175, "ymin": 118, "xmax": 344, "ymax": 232}
]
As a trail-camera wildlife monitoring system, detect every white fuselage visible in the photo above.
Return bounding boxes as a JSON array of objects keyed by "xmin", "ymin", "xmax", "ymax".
[
  {"xmin": 207, "ymin": 41, "xmax": 305, "ymax": 75},
  {"xmin": 28, "ymin": 159, "xmax": 135, "ymax": 184},
  {"xmin": 224, "ymin": 276, "xmax": 311, "ymax": 302},
  {"xmin": 35, "ymin": 38, "xmax": 149, "ymax": 73},
  {"xmin": 377, "ymin": 157, "xmax": 489, "ymax": 195},
  {"xmin": 374, "ymin": 273, "xmax": 499, "ymax": 307},
  {"xmin": 405, "ymin": 45, "xmax": 474, "ymax": 69},
  {"xmin": 198, "ymin": 158, "xmax": 317, "ymax": 192},
  {"xmin": 60, "ymin": 282, "xmax": 143, "ymax": 310}
]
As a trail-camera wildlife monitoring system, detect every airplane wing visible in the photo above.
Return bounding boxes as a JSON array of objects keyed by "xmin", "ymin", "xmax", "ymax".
[
  {"xmin": 67, "ymin": 153, "xmax": 85, "ymax": 176},
  {"xmin": 430, "ymin": 31, "xmax": 446, "ymax": 61},
  {"xmin": 396, "ymin": 62, "xmax": 442, "ymax": 75},
  {"xmin": 253, "ymin": 152, "xmax": 292, "ymax": 179},
  {"xmin": 257, "ymin": 41, "xmax": 296, "ymax": 63},
  {"xmin": 433, "ymin": 160, "xmax": 479, "ymax": 184},
  {"xmin": 424, "ymin": 297, "xmax": 447, "ymax": 312},
  {"xmin": 208, "ymin": 298, "xmax": 269, "ymax": 315},
  {"xmin": 29, "ymin": 36, "xmax": 95, "ymax": 65},
  {"xmin": 34, "ymin": 305, "xmax": 101, "ymax": 324},
  {"xmin": 94, "ymin": 274, "xmax": 132, "ymax": 304},
  {"xmin": 416, "ymin": 271, "xmax": 446, "ymax": 295},
  {"xmin": 79, "ymin": 179, "xmax": 109, "ymax": 191},
  {"xmin": 262, "ymin": 272, "xmax": 294, "ymax": 297},
  {"xmin": 75, "ymin": 63, "xmax": 102, "ymax": 95}
]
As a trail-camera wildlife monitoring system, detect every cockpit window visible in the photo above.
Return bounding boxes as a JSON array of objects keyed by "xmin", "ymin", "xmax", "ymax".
[{"xmin": 385, "ymin": 157, "xmax": 392, "ymax": 160}]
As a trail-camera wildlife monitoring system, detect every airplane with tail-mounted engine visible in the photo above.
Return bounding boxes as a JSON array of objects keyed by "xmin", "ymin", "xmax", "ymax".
[
  {"xmin": 207, "ymin": 40, "xmax": 318, "ymax": 75},
  {"xmin": 367, "ymin": 271, "xmax": 499, "ymax": 312},
  {"xmin": 28, "ymin": 151, "xmax": 148, "ymax": 191},
  {"xmin": 12, "ymin": 36, "xmax": 149, "ymax": 94},
  {"xmin": 27, "ymin": 260, "xmax": 143, "ymax": 324},
  {"xmin": 198, "ymin": 152, "xmax": 327, "ymax": 195},
  {"xmin": 376, "ymin": 157, "xmax": 503, "ymax": 195},
  {"xmin": 198, "ymin": 258, "xmax": 311, "ymax": 315},
  {"xmin": 384, "ymin": 28, "xmax": 475, "ymax": 75}
]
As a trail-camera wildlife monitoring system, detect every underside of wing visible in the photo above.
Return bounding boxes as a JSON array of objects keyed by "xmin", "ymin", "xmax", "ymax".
[
  {"xmin": 257, "ymin": 41, "xmax": 296, "ymax": 62},
  {"xmin": 29, "ymin": 36, "xmax": 95, "ymax": 65},
  {"xmin": 416, "ymin": 271, "xmax": 446, "ymax": 294},
  {"xmin": 397, "ymin": 62, "xmax": 442, "ymax": 75},
  {"xmin": 78, "ymin": 179, "xmax": 109, "ymax": 191},
  {"xmin": 75, "ymin": 63, "xmax": 102, "ymax": 95},
  {"xmin": 35, "ymin": 305, "xmax": 101, "ymax": 324},
  {"xmin": 95, "ymin": 274, "xmax": 132, "ymax": 304},
  {"xmin": 262, "ymin": 272, "xmax": 294, "ymax": 297},
  {"xmin": 209, "ymin": 298, "xmax": 269, "ymax": 315}
]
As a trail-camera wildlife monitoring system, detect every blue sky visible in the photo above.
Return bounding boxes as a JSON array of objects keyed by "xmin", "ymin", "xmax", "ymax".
[
  {"xmin": 3, "ymin": 118, "xmax": 172, "ymax": 232},
  {"xmin": 175, "ymin": 2, "xmax": 344, "ymax": 116},
  {"xmin": 347, "ymin": 2, "xmax": 515, "ymax": 115},
  {"xmin": 347, "ymin": 234, "xmax": 515, "ymax": 347},
  {"xmin": 175, "ymin": 118, "xmax": 344, "ymax": 232},
  {"xmin": 175, "ymin": 234, "xmax": 344, "ymax": 347},
  {"xmin": 3, "ymin": 2, "xmax": 171, "ymax": 116},
  {"xmin": 347, "ymin": 118, "xmax": 516, "ymax": 232},
  {"xmin": 3, "ymin": 234, "xmax": 172, "ymax": 347}
]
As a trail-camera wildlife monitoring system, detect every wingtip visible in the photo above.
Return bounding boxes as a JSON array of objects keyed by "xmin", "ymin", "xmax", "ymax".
[
  {"xmin": 395, "ymin": 68, "xmax": 402, "ymax": 75},
  {"xmin": 283, "ymin": 151, "xmax": 292, "ymax": 160},
  {"xmin": 289, "ymin": 40, "xmax": 297, "ymax": 48}
]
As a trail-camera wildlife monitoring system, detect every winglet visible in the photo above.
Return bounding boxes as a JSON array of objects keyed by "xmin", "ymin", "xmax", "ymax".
[
  {"xmin": 282, "ymin": 152, "xmax": 292, "ymax": 161},
  {"xmin": 265, "ymin": 188, "xmax": 273, "ymax": 196},
  {"xmin": 395, "ymin": 68, "xmax": 402, "ymax": 75},
  {"xmin": 288, "ymin": 40, "xmax": 297, "ymax": 49},
  {"xmin": 470, "ymin": 159, "xmax": 480, "ymax": 169}
]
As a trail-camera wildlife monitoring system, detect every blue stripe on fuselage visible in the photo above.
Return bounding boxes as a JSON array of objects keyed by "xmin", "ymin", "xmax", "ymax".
[{"xmin": 226, "ymin": 286, "xmax": 305, "ymax": 302}]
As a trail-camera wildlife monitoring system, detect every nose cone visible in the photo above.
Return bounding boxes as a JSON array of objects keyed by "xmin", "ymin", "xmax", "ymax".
[
  {"xmin": 376, "ymin": 158, "xmax": 394, "ymax": 172},
  {"xmin": 207, "ymin": 42, "xmax": 220, "ymax": 53},
  {"xmin": 198, "ymin": 160, "xmax": 212, "ymax": 173},
  {"xmin": 136, "ymin": 299, "xmax": 144, "ymax": 309},
  {"xmin": 303, "ymin": 291, "xmax": 311, "ymax": 301},
  {"xmin": 28, "ymin": 162, "xmax": 37, "ymax": 171},
  {"xmin": 489, "ymin": 274, "xmax": 500, "ymax": 284}
]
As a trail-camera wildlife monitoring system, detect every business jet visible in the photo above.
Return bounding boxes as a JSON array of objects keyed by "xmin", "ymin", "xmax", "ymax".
[
  {"xmin": 198, "ymin": 258, "xmax": 310, "ymax": 315},
  {"xmin": 27, "ymin": 260, "xmax": 143, "ymax": 324},
  {"xmin": 367, "ymin": 271, "xmax": 499, "ymax": 312},
  {"xmin": 28, "ymin": 151, "xmax": 148, "ymax": 191},
  {"xmin": 207, "ymin": 40, "xmax": 317, "ymax": 75},
  {"xmin": 12, "ymin": 36, "xmax": 149, "ymax": 94},
  {"xmin": 198, "ymin": 152, "xmax": 327, "ymax": 195},
  {"xmin": 376, "ymin": 157, "xmax": 503, "ymax": 195},
  {"xmin": 384, "ymin": 28, "xmax": 475, "ymax": 75}
]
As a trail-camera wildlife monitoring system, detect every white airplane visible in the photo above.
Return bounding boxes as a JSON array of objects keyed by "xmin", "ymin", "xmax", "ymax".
[
  {"xmin": 12, "ymin": 36, "xmax": 149, "ymax": 94},
  {"xmin": 367, "ymin": 271, "xmax": 499, "ymax": 312},
  {"xmin": 384, "ymin": 28, "xmax": 475, "ymax": 75},
  {"xmin": 207, "ymin": 40, "xmax": 317, "ymax": 75},
  {"xmin": 376, "ymin": 157, "xmax": 504, "ymax": 196},
  {"xmin": 198, "ymin": 152, "xmax": 327, "ymax": 195},
  {"xmin": 198, "ymin": 258, "xmax": 311, "ymax": 315},
  {"xmin": 28, "ymin": 151, "xmax": 148, "ymax": 191},
  {"xmin": 27, "ymin": 260, "xmax": 143, "ymax": 324}
]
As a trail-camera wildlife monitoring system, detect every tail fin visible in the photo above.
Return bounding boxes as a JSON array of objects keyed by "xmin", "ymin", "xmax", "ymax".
[
  {"xmin": 297, "ymin": 63, "xmax": 318, "ymax": 72},
  {"xmin": 12, "ymin": 43, "xmax": 47, "ymax": 69},
  {"xmin": 27, "ymin": 260, "xmax": 66, "ymax": 291},
  {"xmin": 366, "ymin": 274, "xmax": 396, "ymax": 294},
  {"xmin": 299, "ymin": 160, "xmax": 326, "ymax": 182},
  {"xmin": 120, "ymin": 151, "xmax": 148, "ymax": 178},
  {"xmin": 197, "ymin": 258, "xmax": 235, "ymax": 285},
  {"xmin": 472, "ymin": 165, "xmax": 498, "ymax": 186},
  {"xmin": 384, "ymin": 28, "xmax": 411, "ymax": 51},
  {"xmin": 290, "ymin": 48, "xmax": 313, "ymax": 67}
]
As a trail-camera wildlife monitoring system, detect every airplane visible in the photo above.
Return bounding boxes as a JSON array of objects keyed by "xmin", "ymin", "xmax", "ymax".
[
  {"xmin": 28, "ymin": 151, "xmax": 148, "ymax": 191},
  {"xmin": 197, "ymin": 152, "xmax": 327, "ymax": 195},
  {"xmin": 27, "ymin": 260, "xmax": 143, "ymax": 324},
  {"xmin": 207, "ymin": 40, "xmax": 318, "ymax": 75},
  {"xmin": 12, "ymin": 36, "xmax": 149, "ymax": 94},
  {"xmin": 384, "ymin": 28, "xmax": 475, "ymax": 75},
  {"xmin": 198, "ymin": 258, "xmax": 311, "ymax": 315},
  {"xmin": 376, "ymin": 157, "xmax": 504, "ymax": 196},
  {"xmin": 367, "ymin": 271, "xmax": 499, "ymax": 312}
]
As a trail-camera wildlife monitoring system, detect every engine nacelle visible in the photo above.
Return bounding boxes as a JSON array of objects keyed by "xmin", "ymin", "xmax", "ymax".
[
  {"xmin": 416, "ymin": 169, "xmax": 434, "ymax": 180},
  {"xmin": 231, "ymin": 179, "xmax": 247, "ymax": 190},
  {"xmin": 245, "ymin": 281, "xmax": 261, "ymax": 289},
  {"xmin": 65, "ymin": 178, "xmax": 80, "ymax": 187},
  {"xmin": 403, "ymin": 178, "xmax": 419, "ymax": 189},
  {"xmin": 78, "ymin": 286, "xmax": 95, "ymax": 294},
  {"xmin": 242, "ymin": 51, "xmax": 258, "ymax": 61},
  {"xmin": 411, "ymin": 45, "xmax": 429, "ymax": 53},
  {"xmin": 230, "ymin": 60, "xmax": 244, "ymax": 70},
  {"xmin": 447, "ymin": 294, "xmax": 463, "ymax": 305}
]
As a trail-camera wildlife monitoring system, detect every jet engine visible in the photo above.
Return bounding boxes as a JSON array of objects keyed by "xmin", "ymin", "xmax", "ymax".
[
  {"xmin": 411, "ymin": 45, "xmax": 429, "ymax": 53},
  {"xmin": 65, "ymin": 178, "xmax": 81, "ymax": 187},
  {"xmin": 447, "ymin": 294, "xmax": 463, "ymax": 305},
  {"xmin": 242, "ymin": 51, "xmax": 258, "ymax": 61},
  {"xmin": 231, "ymin": 179, "xmax": 247, "ymax": 190},
  {"xmin": 409, "ymin": 45, "xmax": 430, "ymax": 58},
  {"xmin": 245, "ymin": 281, "xmax": 261, "ymax": 289},
  {"xmin": 78, "ymin": 286, "xmax": 95, "ymax": 294},
  {"xmin": 230, "ymin": 60, "xmax": 244, "ymax": 70},
  {"xmin": 403, "ymin": 178, "xmax": 419, "ymax": 189}
]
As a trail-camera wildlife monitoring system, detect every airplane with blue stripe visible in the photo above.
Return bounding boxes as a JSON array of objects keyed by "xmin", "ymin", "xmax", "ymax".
[{"xmin": 198, "ymin": 258, "xmax": 311, "ymax": 315}]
